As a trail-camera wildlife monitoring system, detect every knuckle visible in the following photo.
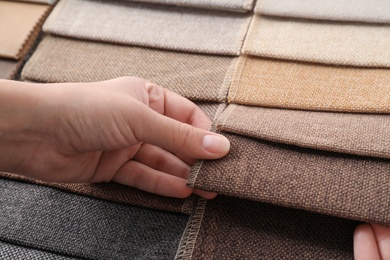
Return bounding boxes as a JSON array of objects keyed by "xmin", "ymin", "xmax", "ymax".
[{"xmin": 176, "ymin": 123, "xmax": 195, "ymax": 147}]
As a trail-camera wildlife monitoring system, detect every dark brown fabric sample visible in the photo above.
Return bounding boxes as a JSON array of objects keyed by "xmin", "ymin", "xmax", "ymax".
[
  {"xmin": 21, "ymin": 35, "xmax": 236, "ymax": 102},
  {"xmin": 189, "ymin": 132, "xmax": 390, "ymax": 225},
  {"xmin": 0, "ymin": 102, "xmax": 222, "ymax": 214},
  {"xmin": 176, "ymin": 196, "xmax": 358, "ymax": 259},
  {"xmin": 217, "ymin": 104, "xmax": 390, "ymax": 159}
]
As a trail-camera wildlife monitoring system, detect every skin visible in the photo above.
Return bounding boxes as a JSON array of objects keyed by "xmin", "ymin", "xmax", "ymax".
[{"xmin": 1, "ymin": 77, "xmax": 389, "ymax": 257}]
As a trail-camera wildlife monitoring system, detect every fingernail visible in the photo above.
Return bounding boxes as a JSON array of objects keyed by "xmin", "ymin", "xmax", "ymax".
[{"xmin": 202, "ymin": 135, "xmax": 230, "ymax": 154}]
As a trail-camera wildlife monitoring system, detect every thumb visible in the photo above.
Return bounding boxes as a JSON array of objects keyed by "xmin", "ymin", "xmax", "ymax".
[{"xmin": 135, "ymin": 107, "xmax": 230, "ymax": 160}]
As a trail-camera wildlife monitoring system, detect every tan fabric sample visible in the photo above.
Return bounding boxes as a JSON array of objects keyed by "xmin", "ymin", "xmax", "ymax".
[
  {"xmin": 218, "ymin": 104, "xmax": 390, "ymax": 159},
  {"xmin": 243, "ymin": 16, "xmax": 390, "ymax": 67},
  {"xmin": 0, "ymin": 102, "xmax": 223, "ymax": 214},
  {"xmin": 189, "ymin": 132, "xmax": 390, "ymax": 225},
  {"xmin": 0, "ymin": 1, "xmax": 50, "ymax": 59},
  {"xmin": 43, "ymin": 0, "xmax": 252, "ymax": 55},
  {"xmin": 22, "ymin": 35, "xmax": 236, "ymax": 102},
  {"xmin": 228, "ymin": 56, "xmax": 390, "ymax": 113},
  {"xmin": 0, "ymin": 59, "xmax": 19, "ymax": 79},
  {"xmin": 176, "ymin": 197, "xmax": 357, "ymax": 259},
  {"xmin": 125, "ymin": 0, "xmax": 254, "ymax": 12},
  {"xmin": 255, "ymin": 0, "xmax": 390, "ymax": 23}
]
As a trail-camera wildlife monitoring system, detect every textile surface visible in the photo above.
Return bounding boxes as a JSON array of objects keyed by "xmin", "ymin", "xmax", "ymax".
[
  {"xmin": 0, "ymin": 178, "xmax": 188, "ymax": 259},
  {"xmin": 218, "ymin": 104, "xmax": 390, "ymax": 159},
  {"xmin": 176, "ymin": 197, "xmax": 357, "ymax": 259},
  {"xmin": 43, "ymin": 0, "xmax": 252, "ymax": 55},
  {"xmin": 124, "ymin": 0, "xmax": 254, "ymax": 12},
  {"xmin": 228, "ymin": 56, "xmax": 390, "ymax": 113},
  {"xmin": 21, "ymin": 35, "xmax": 236, "ymax": 102},
  {"xmin": 0, "ymin": 59, "xmax": 19, "ymax": 80},
  {"xmin": 0, "ymin": 1, "xmax": 50, "ymax": 59},
  {"xmin": 13, "ymin": 0, "xmax": 57, "ymax": 4},
  {"xmin": 256, "ymin": 0, "xmax": 390, "ymax": 23},
  {"xmin": 189, "ymin": 132, "xmax": 390, "ymax": 225},
  {"xmin": 243, "ymin": 16, "xmax": 390, "ymax": 67},
  {"xmin": 0, "ymin": 241, "xmax": 74, "ymax": 260}
]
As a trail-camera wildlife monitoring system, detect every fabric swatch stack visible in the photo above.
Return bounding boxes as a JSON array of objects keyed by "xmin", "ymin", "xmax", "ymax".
[
  {"xmin": 0, "ymin": 0, "xmax": 56, "ymax": 79},
  {"xmin": 1, "ymin": 0, "xmax": 390, "ymax": 258}
]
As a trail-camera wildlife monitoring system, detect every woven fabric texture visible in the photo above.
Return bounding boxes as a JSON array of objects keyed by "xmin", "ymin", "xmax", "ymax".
[
  {"xmin": 21, "ymin": 35, "xmax": 236, "ymax": 102},
  {"xmin": 228, "ymin": 56, "xmax": 390, "ymax": 113},
  {"xmin": 0, "ymin": 241, "xmax": 74, "ymax": 260},
  {"xmin": 0, "ymin": 178, "xmax": 188, "ymax": 259},
  {"xmin": 43, "ymin": 0, "xmax": 251, "ymax": 55},
  {"xmin": 176, "ymin": 197, "xmax": 357, "ymax": 259},
  {"xmin": 189, "ymin": 132, "xmax": 390, "ymax": 225},
  {"xmin": 0, "ymin": 1, "xmax": 50, "ymax": 59},
  {"xmin": 0, "ymin": 59, "xmax": 19, "ymax": 80},
  {"xmin": 243, "ymin": 16, "xmax": 390, "ymax": 67},
  {"xmin": 124, "ymin": 0, "xmax": 254, "ymax": 12},
  {"xmin": 255, "ymin": 0, "xmax": 390, "ymax": 23},
  {"xmin": 218, "ymin": 104, "xmax": 390, "ymax": 159}
]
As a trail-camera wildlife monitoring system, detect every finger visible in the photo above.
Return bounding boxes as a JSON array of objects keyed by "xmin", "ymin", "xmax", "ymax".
[
  {"xmin": 194, "ymin": 189, "xmax": 218, "ymax": 199},
  {"xmin": 354, "ymin": 224, "xmax": 381, "ymax": 260},
  {"xmin": 371, "ymin": 224, "xmax": 390, "ymax": 260},
  {"xmin": 112, "ymin": 160, "xmax": 193, "ymax": 198},
  {"xmin": 133, "ymin": 143, "xmax": 191, "ymax": 179}
]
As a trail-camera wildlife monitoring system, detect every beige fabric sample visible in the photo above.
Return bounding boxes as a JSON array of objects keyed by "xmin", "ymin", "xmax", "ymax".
[
  {"xmin": 0, "ymin": 1, "xmax": 50, "ymax": 59},
  {"xmin": 256, "ymin": 0, "xmax": 390, "ymax": 23},
  {"xmin": 125, "ymin": 0, "xmax": 254, "ymax": 12},
  {"xmin": 0, "ymin": 59, "xmax": 19, "ymax": 79},
  {"xmin": 176, "ymin": 197, "xmax": 357, "ymax": 259},
  {"xmin": 22, "ymin": 35, "xmax": 236, "ymax": 102},
  {"xmin": 218, "ymin": 104, "xmax": 390, "ymax": 159},
  {"xmin": 243, "ymin": 16, "xmax": 390, "ymax": 67},
  {"xmin": 189, "ymin": 132, "xmax": 390, "ymax": 225},
  {"xmin": 43, "ymin": 0, "xmax": 252, "ymax": 55},
  {"xmin": 228, "ymin": 56, "xmax": 390, "ymax": 113}
]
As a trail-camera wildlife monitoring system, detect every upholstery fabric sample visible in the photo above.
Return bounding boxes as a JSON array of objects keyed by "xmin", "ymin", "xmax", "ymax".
[
  {"xmin": 21, "ymin": 35, "xmax": 236, "ymax": 102},
  {"xmin": 218, "ymin": 104, "xmax": 390, "ymax": 159},
  {"xmin": 13, "ymin": 0, "xmax": 57, "ymax": 4},
  {"xmin": 125, "ymin": 0, "xmax": 254, "ymax": 12},
  {"xmin": 228, "ymin": 56, "xmax": 390, "ymax": 113},
  {"xmin": 255, "ymin": 0, "xmax": 390, "ymax": 23},
  {"xmin": 188, "ymin": 132, "xmax": 390, "ymax": 225},
  {"xmin": 0, "ymin": 178, "xmax": 188, "ymax": 259},
  {"xmin": 43, "ymin": 0, "xmax": 252, "ymax": 55},
  {"xmin": 243, "ymin": 16, "xmax": 390, "ymax": 67},
  {"xmin": 176, "ymin": 197, "xmax": 358, "ymax": 259},
  {"xmin": 0, "ymin": 59, "xmax": 19, "ymax": 79},
  {"xmin": 0, "ymin": 102, "xmax": 224, "ymax": 215},
  {"xmin": 0, "ymin": 241, "xmax": 75, "ymax": 260},
  {"xmin": 0, "ymin": 1, "xmax": 50, "ymax": 59}
]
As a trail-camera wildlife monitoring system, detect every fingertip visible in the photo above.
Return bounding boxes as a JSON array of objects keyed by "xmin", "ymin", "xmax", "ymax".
[
  {"xmin": 354, "ymin": 223, "xmax": 381, "ymax": 260},
  {"xmin": 193, "ymin": 189, "xmax": 218, "ymax": 200},
  {"xmin": 202, "ymin": 134, "xmax": 230, "ymax": 157}
]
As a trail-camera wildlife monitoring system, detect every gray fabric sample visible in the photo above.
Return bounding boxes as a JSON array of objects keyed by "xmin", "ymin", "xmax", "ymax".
[{"xmin": 0, "ymin": 178, "xmax": 188, "ymax": 259}]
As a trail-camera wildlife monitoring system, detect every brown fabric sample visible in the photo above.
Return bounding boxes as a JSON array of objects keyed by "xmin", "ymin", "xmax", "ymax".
[
  {"xmin": 243, "ymin": 16, "xmax": 390, "ymax": 67},
  {"xmin": 0, "ymin": 1, "xmax": 50, "ymax": 59},
  {"xmin": 22, "ymin": 35, "xmax": 237, "ymax": 102},
  {"xmin": 218, "ymin": 104, "xmax": 390, "ymax": 159},
  {"xmin": 0, "ymin": 59, "xmax": 19, "ymax": 79},
  {"xmin": 228, "ymin": 56, "xmax": 390, "ymax": 113},
  {"xmin": 176, "ymin": 197, "xmax": 358, "ymax": 259},
  {"xmin": 0, "ymin": 102, "xmax": 223, "ymax": 214},
  {"xmin": 43, "ymin": 0, "xmax": 252, "ymax": 55},
  {"xmin": 13, "ymin": 0, "xmax": 57, "ymax": 4},
  {"xmin": 189, "ymin": 132, "xmax": 390, "ymax": 225}
]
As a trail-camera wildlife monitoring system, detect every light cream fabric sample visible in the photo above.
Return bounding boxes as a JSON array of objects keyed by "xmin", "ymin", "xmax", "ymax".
[
  {"xmin": 43, "ymin": 0, "xmax": 252, "ymax": 55},
  {"xmin": 21, "ymin": 35, "xmax": 236, "ymax": 102},
  {"xmin": 256, "ymin": 0, "xmax": 390, "ymax": 23},
  {"xmin": 125, "ymin": 0, "xmax": 254, "ymax": 12},
  {"xmin": 243, "ymin": 16, "xmax": 390, "ymax": 67},
  {"xmin": 218, "ymin": 104, "xmax": 390, "ymax": 159},
  {"xmin": 228, "ymin": 56, "xmax": 390, "ymax": 113},
  {"xmin": 0, "ymin": 1, "xmax": 50, "ymax": 59}
]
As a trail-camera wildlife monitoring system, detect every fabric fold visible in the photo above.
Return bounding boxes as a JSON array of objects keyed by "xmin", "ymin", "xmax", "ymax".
[
  {"xmin": 228, "ymin": 56, "xmax": 390, "ymax": 113},
  {"xmin": 124, "ymin": 0, "xmax": 255, "ymax": 12},
  {"xmin": 21, "ymin": 35, "xmax": 236, "ymax": 102},
  {"xmin": 218, "ymin": 104, "xmax": 390, "ymax": 159},
  {"xmin": 188, "ymin": 132, "xmax": 390, "ymax": 225},
  {"xmin": 255, "ymin": 0, "xmax": 390, "ymax": 24},
  {"xmin": 176, "ymin": 197, "xmax": 357, "ymax": 259},
  {"xmin": 43, "ymin": 0, "xmax": 252, "ymax": 55},
  {"xmin": 0, "ymin": 1, "xmax": 50, "ymax": 60},
  {"xmin": 0, "ymin": 241, "xmax": 73, "ymax": 259},
  {"xmin": 243, "ymin": 16, "xmax": 390, "ymax": 67}
]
